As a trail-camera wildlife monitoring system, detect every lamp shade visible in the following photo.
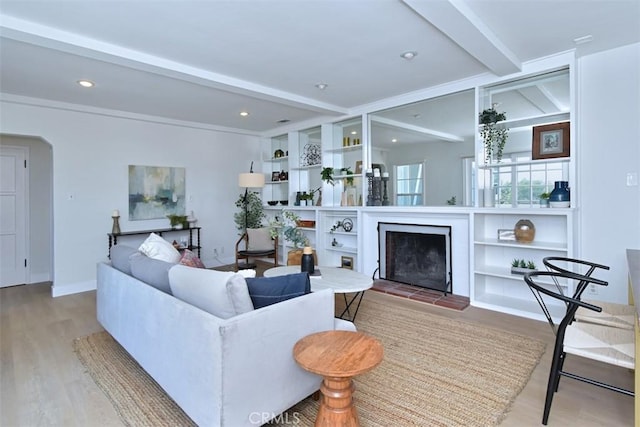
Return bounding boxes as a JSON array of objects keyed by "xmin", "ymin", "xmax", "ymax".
[{"xmin": 238, "ymin": 172, "xmax": 265, "ymax": 189}]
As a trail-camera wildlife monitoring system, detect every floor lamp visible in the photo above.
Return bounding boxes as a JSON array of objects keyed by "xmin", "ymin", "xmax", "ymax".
[{"xmin": 238, "ymin": 161, "xmax": 265, "ymax": 268}]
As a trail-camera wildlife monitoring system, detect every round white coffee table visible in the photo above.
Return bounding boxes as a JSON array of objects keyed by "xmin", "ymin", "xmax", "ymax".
[{"xmin": 264, "ymin": 266, "xmax": 373, "ymax": 321}]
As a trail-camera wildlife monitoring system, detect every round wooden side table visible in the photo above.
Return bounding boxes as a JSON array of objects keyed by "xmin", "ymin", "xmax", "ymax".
[{"xmin": 293, "ymin": 330, "xmax": 383, "ymax": 427}]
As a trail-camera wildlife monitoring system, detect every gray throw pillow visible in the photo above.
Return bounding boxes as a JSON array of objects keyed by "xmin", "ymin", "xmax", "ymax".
[
  {"xmin": 129, "ymin": 253, "xmax": 175, "ymax": 294},
  {"xmin": 110, "ymin": 245, "xmax": 140, "ymax": 275}
]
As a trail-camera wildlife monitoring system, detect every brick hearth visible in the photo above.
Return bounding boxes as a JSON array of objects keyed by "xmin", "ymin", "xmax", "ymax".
[{"xmin": 371, "ymin": 279, "xmax": 470, "ymax": 311}]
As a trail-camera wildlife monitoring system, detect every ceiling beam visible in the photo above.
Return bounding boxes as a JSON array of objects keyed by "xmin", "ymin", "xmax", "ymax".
[
  {"xmin": 371, "ymin": 116, "xmax": 464, "ymax": 142},
  {"xmin": 0, "ymin": 16, "xmax": 348, "ymax": 116},
  {"xmin": 402, "ymin": 0, "xmax": 521, "ymax": 76}
]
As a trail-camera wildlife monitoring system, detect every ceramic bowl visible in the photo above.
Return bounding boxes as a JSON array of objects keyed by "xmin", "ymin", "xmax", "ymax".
[
  {"xmin": 280, "ymin": 200, "xmax": 289, "ymax": 206},
  {"xmin": 267, "ymin": 201, "xmax": 278, "ymax": 206}
]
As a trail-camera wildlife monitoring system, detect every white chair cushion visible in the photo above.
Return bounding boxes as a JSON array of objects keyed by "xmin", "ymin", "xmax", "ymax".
[
  {"xmin": 138, "ymin": 233, "xmax": 181, "ymax": 263},
  {"xmin": 565, "ymin": 321, "xmax": 635, "ymax": 369},
  {"xmin": 576, "ymin": 300, "xmax": 635, "ymax": 330},
  {"xmin": 246, "ymin": 227, "xmax": 274, "ymax": 251}
]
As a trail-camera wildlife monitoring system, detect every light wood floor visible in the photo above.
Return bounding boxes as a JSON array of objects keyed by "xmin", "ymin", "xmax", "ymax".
[{"xmin": 1, "ymin": 282, "xmax": 634, "ymax": 426}]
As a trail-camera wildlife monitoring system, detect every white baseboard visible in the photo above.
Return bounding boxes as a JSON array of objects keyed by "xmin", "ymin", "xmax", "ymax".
[
  {"xmin": 52, "ymin": 279, "xmax": 96, "ymax": 297},
  {"xmin": 29, "ymin": 272, "xmax": 51, "ymax": 284}
]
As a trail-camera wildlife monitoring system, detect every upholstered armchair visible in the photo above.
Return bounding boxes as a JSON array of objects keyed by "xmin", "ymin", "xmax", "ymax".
[{"xmin": 235, "ymin": 227, "xmax": 278, "ymax": 270}]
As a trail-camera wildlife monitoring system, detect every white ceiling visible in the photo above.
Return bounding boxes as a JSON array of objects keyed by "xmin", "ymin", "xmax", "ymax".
[{"xmin": 1, "ymin": 0, "xmax": 638, "ymax": 135}]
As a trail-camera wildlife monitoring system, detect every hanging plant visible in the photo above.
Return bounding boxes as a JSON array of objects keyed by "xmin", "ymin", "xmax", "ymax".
[
  {"xmin": 233, "ymin": 191, "xmax": 265, "ymax": 234},
  {"xmin": 479, "ymin": 106, "xmax": 509, "ymax": 163}
]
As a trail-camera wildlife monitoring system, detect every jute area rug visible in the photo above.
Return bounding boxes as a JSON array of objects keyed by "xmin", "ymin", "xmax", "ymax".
[{"xmin": 74, "ymin": 299, "xmax": 545, "ymax": 427}]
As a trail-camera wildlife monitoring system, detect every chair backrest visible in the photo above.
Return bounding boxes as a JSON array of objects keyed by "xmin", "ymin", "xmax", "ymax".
[
  {"xmin": 542, "ymin": 256, "xmax": 609, "ymax": 298},
  {"xmin": 524, "ymin": 270, "xmax": 607, "ymax": 335}
]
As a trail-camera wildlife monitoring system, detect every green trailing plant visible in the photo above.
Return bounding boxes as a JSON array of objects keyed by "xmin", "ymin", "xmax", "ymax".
[
  {"xmin": 479, "ymin": 106, "xmax": 509, "ymax": 163},
  {"xmin": 539, "ymin": 192, "xmax": 550, "ymax": 200},
  {"xmin": 321, "ymin": 167, "xmax": 335, "ymax": 185},
  {"xmin": 234, "ymin": 191, "xmax": 265, "ymax": 234},
  {"xmin": 340, "ymin": 167, "xmax": 354, "ymax": 186},
  {"xmin": 167, "ymin": 214, "xmax": 188, "ymax": 229},
  {"xmin": 268, "ymin": 210, "xmax": 309, "ymax": 248}
]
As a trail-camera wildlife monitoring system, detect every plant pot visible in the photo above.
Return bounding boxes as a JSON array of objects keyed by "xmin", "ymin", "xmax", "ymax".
[
  {"xmin": 287, "ymin": 248, "xmax": 317, "ymax": 266},
  {"xmin": 511, "ymin": 267, "xmax": 536, "ymax": 275}
]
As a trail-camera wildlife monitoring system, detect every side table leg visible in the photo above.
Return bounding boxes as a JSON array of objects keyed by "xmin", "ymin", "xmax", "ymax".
[{"xmin": 316, "ymin": 376, "xmax": 359, "ymax": 427}]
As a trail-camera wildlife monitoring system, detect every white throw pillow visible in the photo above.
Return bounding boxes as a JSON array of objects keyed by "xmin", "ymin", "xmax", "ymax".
[
  {"xmin": 226, "ymin": 274, "xmax": 254, "ymax": 314},
  {"xmin": 237, "ymin": 269, "xmax": 256, "ymax": 278},
  {"xmin": 169, "ymin": 265, "xmax": 237, "ymax": 318},
  {"xmin": 247, "ymin": 227, "xmax": 274, "ymax": 251},
  {"xmin": 138, "ymin": 233, "xmax": 181, "ymax": 263}
]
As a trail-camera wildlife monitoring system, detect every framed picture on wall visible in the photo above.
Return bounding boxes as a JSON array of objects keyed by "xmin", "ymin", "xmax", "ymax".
[
  {"xmin": 271, "ymin": 171, "xmax": 280, "ymax": 182},
  {"xmin": 340, "ymin": 256, "xmax": 353, "ymax": 270},
  {"xmin": 532, "ymin": 122, "xmax": 570, "ymax": 160},
  {"xmin": 355, "ymin": 160, "xmax": 363, "ymax": 174}
]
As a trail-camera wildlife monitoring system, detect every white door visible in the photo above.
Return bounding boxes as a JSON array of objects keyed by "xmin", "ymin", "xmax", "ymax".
[{"xmin": 1, "ymin": 146, "xmax": 27, "ymax": 287}]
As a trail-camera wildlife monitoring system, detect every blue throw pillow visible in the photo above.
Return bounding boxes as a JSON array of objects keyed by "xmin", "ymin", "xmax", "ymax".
[{"xmin": 245, "ymin": 272, "xmax": 311, "ymax": 309}]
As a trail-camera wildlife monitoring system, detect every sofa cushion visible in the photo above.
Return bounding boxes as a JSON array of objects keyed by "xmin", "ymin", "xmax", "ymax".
[
  {"xmin": 138, "ymin": 232, "xmax": 182, "ymax": 263},
  {"xmin": 226, "ymin": 274, "xmax": 254, "ymax": 314},
  {"xmin": 110, "ymin": 245, "xmax": 140, "ymax": 275},
  {"xmin": 245, "ymin": 272, "xmax": 311, "ymax": 309},
  {"xmin": 129, "ymin": 253, "xmax": 175, "ymax": 294},
  {"xmin": 169, "ymin": 265, "xmax": 245, "ymax": 319},
  {"xmin": 247, "ymin": 227, "xmax": 274, "ymax": 251},
  {"xmin": 179, "ymin": 249, "xmax": 206, "ymax": 268}
]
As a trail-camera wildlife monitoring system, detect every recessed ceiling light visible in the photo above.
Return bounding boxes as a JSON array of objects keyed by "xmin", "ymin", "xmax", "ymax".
[
  {"xmin": 240, "ymin": 111, "xmax": 249, "ymax": 117},
  {"xmin": 400, "ymin": 51, "xmax": 418, "ymax": 60},
  {"xmin": 77, "ymin": 80, "xmax": 94, "ymax": 88},
  {"xmin": 391, "ymin": 138, "xmax": 398, "ymax": 143},
  {"xmin": 574, "ymin": 35, "xmax": 594, "ymax": 45},
  {"xmin": 315, "ymin": 83, "xmax": 328, "ymax": 90},
  {"xmin": 277, "ymin": 119, "xmax": 290, "ymax": 124},
  {"xmin": 351, "ymin": 131, "xmax": 357, "ymax": 135}
]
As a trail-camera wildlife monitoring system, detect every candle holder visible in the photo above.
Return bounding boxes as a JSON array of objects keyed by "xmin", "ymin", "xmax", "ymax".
[
  {"xmin": 112, "ymin": 215, "xmax": 121, "ymax": 235},
  {"xmin": 366, "ymin": 171, "xmax": 374, "ymax": 206},
  {"xmin": 382, "ymin": 176, "xmax": 390, "ymax": 206},
  {"xmin": 372, "ymin": 176, "xmax": 382, "ymax": 206}
]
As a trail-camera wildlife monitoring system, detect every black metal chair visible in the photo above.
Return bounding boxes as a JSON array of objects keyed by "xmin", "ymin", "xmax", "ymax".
[
  {"xmin": 543, "ymin": 256, "xmax": 635, "ymax": 330},
  {"xmin": 524, "ymin": 270, "xmax": 634, "ymax": 425}
]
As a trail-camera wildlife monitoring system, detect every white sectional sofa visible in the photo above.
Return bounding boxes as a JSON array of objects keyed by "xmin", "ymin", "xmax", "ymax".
[{"xmin": 97, "ymin": 245, "xmax": 355, "ymax": 426}]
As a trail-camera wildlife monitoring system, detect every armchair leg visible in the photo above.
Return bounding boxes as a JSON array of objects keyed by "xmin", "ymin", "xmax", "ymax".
[{"xmin": 542, "ymin": 341, "xmax": 565, "ymax": 425}]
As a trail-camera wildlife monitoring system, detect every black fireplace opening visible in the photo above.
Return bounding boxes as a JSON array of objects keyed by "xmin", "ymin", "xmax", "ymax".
[{"xmin": 378, "ymin": 222, "xmax": 452, "ymax": 294}]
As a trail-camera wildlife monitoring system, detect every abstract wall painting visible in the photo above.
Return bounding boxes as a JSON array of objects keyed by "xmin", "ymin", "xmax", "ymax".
[{"xmin": 128, "ymin": 165, "xmax": 185, "ymax": 220}]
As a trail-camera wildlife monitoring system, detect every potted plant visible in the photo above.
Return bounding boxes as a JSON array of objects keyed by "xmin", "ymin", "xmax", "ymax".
[
  {"xmin": 510, "ymin": 258, "xmax": 536, "ymax": 275},
  {"xmin": 479, "ymin": 106, "xmax": 509, "ymax": 163},
  {"xmin": 269, "ymin": 210, "xmax": 315, "ymax": 265},
  {"xmin": 321, "ymin": 167, "xmax": 335, "ymax": 186},
  {"xmin": 233, "ymin": 191, "xmax": 265, "ymax": 234},
  {"xmin": 340, "ymin": 167, "xmax": 355, "ymax": 186},
  {"xmin": 539, "ymin": 192, "xmax": 550, "ymax": 207},
  {"xmin": 167, "ymin": 214, "xmax": 188, "ymax": 229}
]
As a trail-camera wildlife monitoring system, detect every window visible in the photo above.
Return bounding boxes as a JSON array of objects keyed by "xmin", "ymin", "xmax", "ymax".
[
  {"xmin": 467, "ymin": 152, "xmax": 569, "ymax": 207},
  {"xmin": 395, "ymin": 163, "xmax": 424, "ymax": 206}
]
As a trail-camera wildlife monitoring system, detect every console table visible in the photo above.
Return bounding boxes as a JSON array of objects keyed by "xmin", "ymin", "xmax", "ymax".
[{"xmin": 108, "ymin": 227, "xmax": 201, "ymax": 258}]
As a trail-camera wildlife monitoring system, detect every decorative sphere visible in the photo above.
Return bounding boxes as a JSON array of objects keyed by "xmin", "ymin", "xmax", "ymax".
[{"xmin": 514, "ymin": 219, "xmax": 535, "ymax": 243}]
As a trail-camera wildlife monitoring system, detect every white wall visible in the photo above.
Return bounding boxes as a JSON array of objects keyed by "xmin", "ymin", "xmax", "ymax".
[
  {"xmin": 0, "ymin": 100, "xmax": 260, "ymax": 296},
  {"xmin": 577, "ymin": 42, "xmax": 640, "ymax": 303}
]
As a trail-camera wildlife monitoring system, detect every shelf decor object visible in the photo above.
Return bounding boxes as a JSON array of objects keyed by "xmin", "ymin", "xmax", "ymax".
[
  {"xmin": 111, "ymin": 210, "xmax": 121, "ymax": 235},
  {"xmin": 382, "ymin": 173, "xmax": 390, "ymax": 205},
  {"xmin": 514, "ymin": 219, "xmax": 536, "ymax": 243},
  {"xmin": 549, "ymin": 181, "xmax": 570, "ymax": 208},
  {"xmin": 300, "ymin": 143, "xmax": 321, "ymax": 167},
  {"xmin": 532, "ymin": 122, "xmax": 570, "ymax": 160},
  {"xmin": 366, "ymin": 169, "xmax": 374, "ymax": 206}
]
